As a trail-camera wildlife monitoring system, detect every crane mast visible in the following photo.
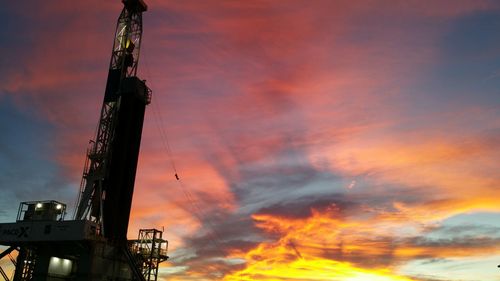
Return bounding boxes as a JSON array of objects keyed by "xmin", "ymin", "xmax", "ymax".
[
  {"xmin": 75, "ymin": 0, "xmax": 151, "ymax": 242},
  {"xmin": 0, "ymin": 1, "xmax": 168, "ymax": 280}
]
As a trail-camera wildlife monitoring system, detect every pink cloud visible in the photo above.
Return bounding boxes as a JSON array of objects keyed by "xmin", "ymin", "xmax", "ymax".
[{"xmin": 2, "ymin": 1, "xmax": 500, "ymax": 280}]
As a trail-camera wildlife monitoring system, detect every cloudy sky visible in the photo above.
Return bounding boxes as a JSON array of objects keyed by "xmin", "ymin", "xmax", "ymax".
[{"xmin": 1, "ymin": 0, "xmax": 500, "ymax": 280}]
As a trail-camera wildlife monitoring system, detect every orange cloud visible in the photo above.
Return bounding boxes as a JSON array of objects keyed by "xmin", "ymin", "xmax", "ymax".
[
  {"xmin": 309, "ymin": 133, "xmax": 500, "ymax": 221},
  {"xmin": 224, "ymin": 207, "xmax": 500, "ymax": 281},
  {"xmin": 224, "ymin": 211, "xmax": 417, "ymax": 281}
]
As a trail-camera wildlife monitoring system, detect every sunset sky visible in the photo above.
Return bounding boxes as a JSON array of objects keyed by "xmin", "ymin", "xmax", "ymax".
[{"xmin": 1, "ymin": 0, "xmax": 500, "ymax": 280}]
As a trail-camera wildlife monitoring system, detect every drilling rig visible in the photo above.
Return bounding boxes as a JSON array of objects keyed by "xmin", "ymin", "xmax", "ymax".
[{"xmin": 0, "ymin": 1, "xmax": 168, "ymax": 280}]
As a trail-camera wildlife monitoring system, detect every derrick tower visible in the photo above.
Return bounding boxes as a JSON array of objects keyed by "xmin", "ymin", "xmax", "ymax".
[
  {"xmin": 0, "ymin": 1, "xmax": 168, "ymax": 280},
  {"xmin": 74, "ymin": 0, "xmax": 149, "ymax": 243}
]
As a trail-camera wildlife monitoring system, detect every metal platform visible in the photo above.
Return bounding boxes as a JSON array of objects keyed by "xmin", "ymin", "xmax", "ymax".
[{"xmin": 0, "ymin": 220, "xmax": 100, "ymax": 245}]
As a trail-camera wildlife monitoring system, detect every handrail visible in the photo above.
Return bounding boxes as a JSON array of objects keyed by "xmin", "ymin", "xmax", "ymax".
[{"xmin": 122, "ymin": 246, "xmax": 146, "ymax": 281}]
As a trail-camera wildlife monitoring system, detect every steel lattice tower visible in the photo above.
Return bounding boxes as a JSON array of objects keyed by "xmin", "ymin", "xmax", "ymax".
[{"xmin": 0, "ymin": 1, "xmax": 168, "ymax": 280}]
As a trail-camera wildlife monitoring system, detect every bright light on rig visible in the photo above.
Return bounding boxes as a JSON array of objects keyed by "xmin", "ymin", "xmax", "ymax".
[
  {"xmin": 36, "ymin": 203, "xmax": 43, "ymax": 209},
  {"xmin": 56, "ymin": 204, "xmax": 62, "ymax": 210},
  {"xmin": 125, "ymin": 38, "xmax": 135, "ymax": 53},
  {"xmin": 48, "ymin": 257, "xmax": 73, "ymax": 277}
]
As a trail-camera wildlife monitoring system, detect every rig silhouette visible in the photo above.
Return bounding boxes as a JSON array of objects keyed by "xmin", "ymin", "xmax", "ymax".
[{"xmin": 0, "ymin": 1, "xmax": 168, "ymax": 280}]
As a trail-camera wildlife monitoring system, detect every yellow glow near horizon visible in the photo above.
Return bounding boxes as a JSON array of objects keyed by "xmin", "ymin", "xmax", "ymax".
[
  {"xmin": 223, "ymin": 211, "xmax": 416, "ymax": 281},
  {"xmin": 224, "ymin": 255, "xmax": 414, "ymax": 281}
]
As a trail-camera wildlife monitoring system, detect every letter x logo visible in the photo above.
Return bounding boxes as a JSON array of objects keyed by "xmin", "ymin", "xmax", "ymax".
[{"xmin": 18, "ymin": 227, "xmax": 29, "ymax": 238}]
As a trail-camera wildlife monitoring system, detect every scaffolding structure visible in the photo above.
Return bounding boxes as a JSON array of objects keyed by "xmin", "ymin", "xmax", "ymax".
[{"xmin": 130, "ymin": 229, "xmax": 169, "ymax": 281}]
